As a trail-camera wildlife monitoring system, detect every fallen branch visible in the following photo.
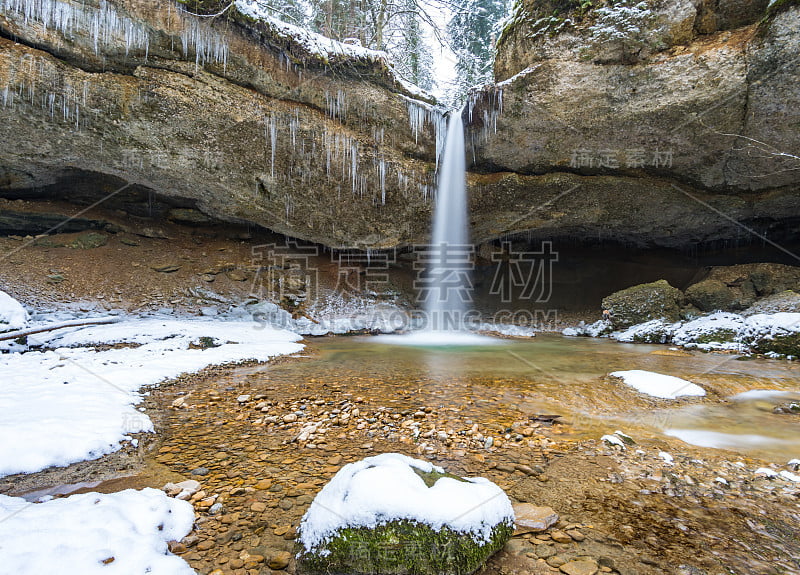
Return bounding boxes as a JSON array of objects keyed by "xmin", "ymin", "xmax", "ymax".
[{"xmin": 0, "ymin": 317, "xmax": 121, "ymax": 343}]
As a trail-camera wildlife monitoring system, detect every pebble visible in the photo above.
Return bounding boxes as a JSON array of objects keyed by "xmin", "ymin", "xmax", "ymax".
[
  {"xmin": 268, "ymin": 551, "xmax": 292, "ymax": 570},
  {"xmin": 191, "ymin": 467, "xmax": 210, "ymax": 476},
  {"xmin": 550, "ymin": 530, "xmax": 573, "ymax": 544},
  {"xmin": 535, "ymin": 544, "xmax": 556, "ymax": 558},
  {"xmin": 566, "ymin": 529, "xmax": 585, "ymax": 542},
  {"xmin": 513, "ymin": 504, "xmax": 559, "ymax": 533},
  {"xmin": 250, "ymin": 502, "xmax": 267, "ymax": 512},
  {"xmin": 559, "ymin": 559, "xmax": 599, "ymax": 575},
  {"xmin": 237, "ymin": 395, "xmax": 251, "ymax": 403}
]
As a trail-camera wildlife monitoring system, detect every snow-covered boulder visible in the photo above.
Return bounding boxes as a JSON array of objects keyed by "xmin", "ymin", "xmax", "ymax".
[
  {"xmin": 740, "ymin": 312, "xmax": 800, "ymax": 357},
  {"xmin": 297, "ymin": 453, "xmax": 514, "ymax": 575},
  {"xmin": 0, "ymin": 290, "xmax": 28, "ymax": 332},
  {"xmin": 672, "ymin": 311, "xmax": 745, "ymax": 350},
  {"xmin": 614, "ymin": 319, "xmax": 677, "ymax": 343},
  {"xmin": 563, "ymin": 319, "xmax": 613, "ymax": 337}
]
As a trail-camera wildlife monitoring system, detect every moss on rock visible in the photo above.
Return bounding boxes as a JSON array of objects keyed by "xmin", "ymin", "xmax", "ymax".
[
  {"xmin": 692, "ymin": 328, "xmax": 738, "ymax": 344},
  {"xmin": 749, "ymin": 333, "xmax": 800, "ymax": 356},
  {"xmin": 601, "ymin": 280, "xmax": 684, "ymax": 329},
  {"xmin": 685, "ymin": 279, "xmax": 735, "ymax": 312},
  {"xmin": 298, "ymin": 519, "xmax": 513, "ymax": 575}
]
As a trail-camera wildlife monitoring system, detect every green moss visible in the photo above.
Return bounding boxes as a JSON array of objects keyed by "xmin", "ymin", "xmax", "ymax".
[
  {"xmin": 693, "ymin": 329, "xmax": 738, "ymax": 344},
  {"xmin": 766, "ymin": 0, "xmax": 799, "ymax": 15},
  {"xmin": 601, "ymin": 280, "xmax": 684, "ymax": 329},
  {"xmin": 411, "ymin": 467, "xmax": 469, "ymax": 488},
  {"xmin": 751, "ymin": 333, "xmax": 800, "ymax": 357},
  {"xmin": 298, "ymin": 519, "xmax": 513, "ymax": 575},
  {"xmin": 631, "ymin": 324, "xmax": 673, "ymax": 343}
]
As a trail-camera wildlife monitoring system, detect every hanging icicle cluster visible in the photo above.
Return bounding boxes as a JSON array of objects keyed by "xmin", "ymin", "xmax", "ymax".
[{"xmin": 1, "ymin": 0, "xmax": 150, "ymax": 57}]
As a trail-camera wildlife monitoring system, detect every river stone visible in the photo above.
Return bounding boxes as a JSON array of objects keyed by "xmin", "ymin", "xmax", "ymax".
[
  {"xmin": 685, "ymin": 280, "xmax": 735, "ymax": 312},
  {"xmin": 297, "ymin": 453, "xmax": 514, "ymax": 575},
  {"xmin": 512, "ymin": 504, "xmax": 559, "ymax": 534},
  {"xmin": 67, "ymin": 231, "xmax": 108, "ymax": 249},
  {"xmin": 601, "ymin": 280, "xmax": 684, "ymax": 329},
  {"xmin": 560, "ymin": 560, "xmax": 599, "ymax": 575},
  {"xmin": 743, "ymin": 290, "xmax": 800, "ymax": 316},
  {"xmin": 268, "ymin": 550, "xmax": 292, "ymax": 570}
]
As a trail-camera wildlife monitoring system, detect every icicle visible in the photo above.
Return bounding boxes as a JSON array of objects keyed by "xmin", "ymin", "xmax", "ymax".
[
  {"xmin": 378, "ymin": 156, "xmax": 386, "ymax": 205},
  {"xmin": 405, "ymin": 98, "xmax": 448, "ymax": 168},
  {"xmin": 2, "ymin": 0, "xmax": 149, "ymax": 56}
]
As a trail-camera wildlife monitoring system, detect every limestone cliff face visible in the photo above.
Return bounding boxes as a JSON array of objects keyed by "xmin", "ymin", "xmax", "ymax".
[
  {"xmin": 467, "ymin": 0, "xmax": 800, "ymax": 248},
  {"xmin": 1, "ymin": 0, "xmax": 797, "ymax": 252},
  {"xmin": 0, "ymin": 0, "xmax": 445, "ymax": 249}
]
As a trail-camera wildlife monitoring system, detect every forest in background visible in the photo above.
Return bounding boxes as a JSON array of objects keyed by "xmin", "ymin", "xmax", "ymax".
[{"xmin": 181, "ymin": 0, "xmax": 512, "ymax": 101}]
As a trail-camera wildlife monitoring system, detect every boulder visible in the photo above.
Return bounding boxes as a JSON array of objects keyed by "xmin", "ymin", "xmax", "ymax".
[
  {"xmin": 297, "ymin": 453, "xmax": 514, "ymax": 575},
  {"xmin": 601, "ymin": 280, "xmax": 684, "ymax": 329},
  {"xmin": 685, "ymin": 279, "xmax": 735, "ymax": 312},
  {"xmin": 672, "ymin": 312, "xmax": 745, "ymax": 347},
  {"xmin": 512, "ymin": 504, "xmax": 559, "ymax": 534},
  {"xmin": 743, "ymin": 290, "xmax": 800, "ymax": 316},
  {"xmin": 740, "ymin": 313, "xmax": 800, "ymax": 356}
]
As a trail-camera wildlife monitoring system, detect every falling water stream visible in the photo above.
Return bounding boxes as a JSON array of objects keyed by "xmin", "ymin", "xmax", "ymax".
[{"xmin": 426, "ymin": 110, "xmax": 470, "ymax": 332}]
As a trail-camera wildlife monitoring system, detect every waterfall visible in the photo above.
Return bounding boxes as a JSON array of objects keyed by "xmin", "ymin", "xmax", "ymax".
[{"xmin": 425, "ymin": 111, "xmax": 470, "ymax": 331}]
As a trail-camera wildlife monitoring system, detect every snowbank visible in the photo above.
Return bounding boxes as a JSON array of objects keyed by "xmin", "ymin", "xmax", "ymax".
[
  {"xmin": 298, "ymin": 453, "xmax": 514, "ymax": 550},
  {"xmin": 562, "ymin": 320, "xmax": 612, "ymax": 338},
  {"xmin": 0, "ymin": 319, "xmax": 303, "ymax": 476},
  {"xmin": 609, "ymin": 370, "xmax": 706, "ymax": 399},
  {"xmin": 0, "ymin": 289, "xmax": 28, "ymax": 331},
  {"xmin": 672, "ymin": 312, "xmax": 744, "ymax": 350},
  {"xmin": 576, "ymin": 310, "xmax": 800, "ymax": 356},
  {"xmin": 0, "ymin": 488, "xmax": 194, "ymax": 575},
  {"xmin": 614, "ymin": 319, "xmax": 677, "ymax": 343}
]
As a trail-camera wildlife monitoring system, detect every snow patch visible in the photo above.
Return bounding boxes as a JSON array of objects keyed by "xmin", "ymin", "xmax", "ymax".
[
  {"xmin": 672, "ymin": 312, "xmax": 744, "ymax": 350},
  {"xmin": 609, "ymin": 370, "xmax": 706, "ymax": 399},
  {"xmin": 0, "ymin": 318, "xmax": 303, "ymax": 476},
  {"xmin": 614, "ymin": 319, "xmax": 677, "ymax": 343},
  {"xmin": 0, "ymin": 290, "xmax": 28, "ymax": 331},
  {"xmin": 601, "ymin": 434, "xmax": 626, "ymax": 448},
  {"xmin": 298, "ymin": 453, "xmax": 514, "ymax": 551},
  {"xmin": 0, "ymin": 488, "xmax": 194, "ymax": 574}
]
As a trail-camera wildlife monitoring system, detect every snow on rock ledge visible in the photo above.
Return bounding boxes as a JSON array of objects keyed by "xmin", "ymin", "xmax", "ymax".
[
  {"xmin": 610, "ymin": 370, "xmax": 706, "ymax": 399},
  {"xmin": 0, "ymin": 488, "xmax": 195, "ymax": 575},
  {"xmin": 235, "ymin": 0, "xmax": 389, "ymax": 64},
  {"xmin": 298, "ymin": 452, "xmax": 514, "ymax": 575}
]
